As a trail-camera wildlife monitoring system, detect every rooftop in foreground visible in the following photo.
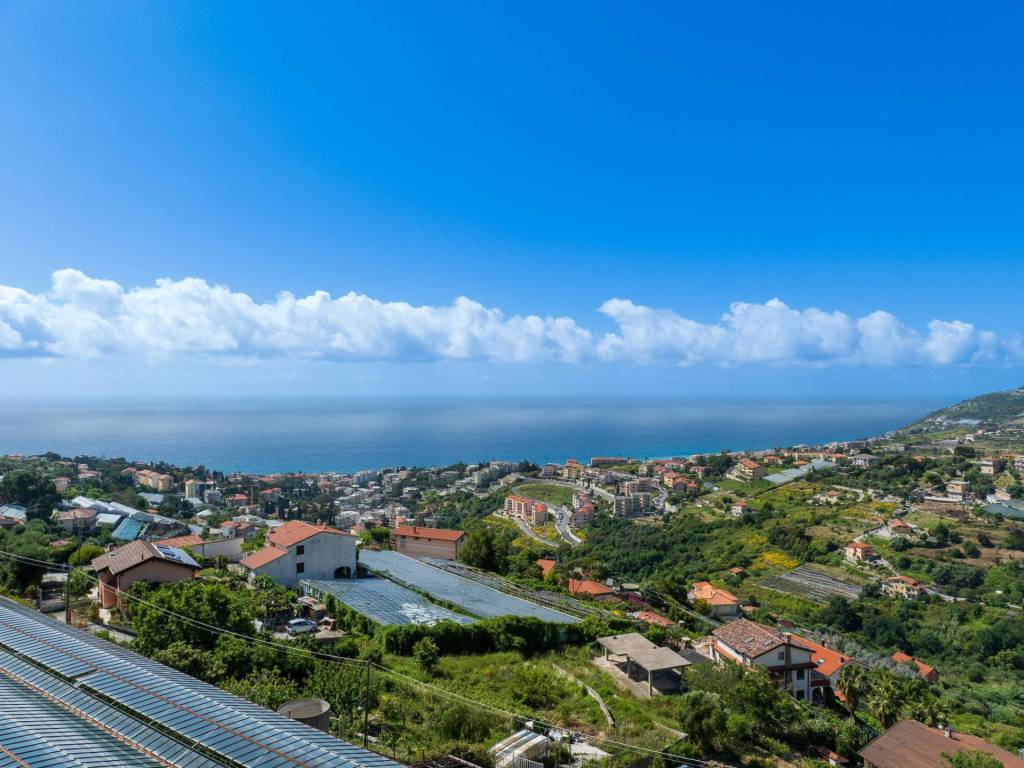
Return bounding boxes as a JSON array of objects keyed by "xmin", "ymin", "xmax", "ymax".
[{"xmin": 0, "ymin": 596, "xmax": 404, "ymax": 768}]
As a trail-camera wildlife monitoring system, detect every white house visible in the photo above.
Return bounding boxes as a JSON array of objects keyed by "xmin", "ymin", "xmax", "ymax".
[
  {"xmin": 239, "ymin": 520, "xmax": 356, "ymax": 587},
  {"xmin": 708, "ymin": 618, "xmax": 815, "ymax": 701}
]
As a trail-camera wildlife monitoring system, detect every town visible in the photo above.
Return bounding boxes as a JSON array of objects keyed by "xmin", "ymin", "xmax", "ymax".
[{"xmin": 1, "ymin": 388, "xmax": 1023, "ymax": 767}]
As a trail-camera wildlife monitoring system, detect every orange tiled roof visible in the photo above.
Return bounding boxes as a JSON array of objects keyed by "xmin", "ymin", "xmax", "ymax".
[
  {"xmin": 791, "ymin": 634, "xmax": 853, "ymax": 677},
  {"xmin": 892, "ymin": 651, "xmax": 936, "ymax": 679},
  {"xmin": 393, "ymin": 525, "xmax": 465, "ymax": 542},
  {"xmin": 536, "ymin": 558, "xmax": 556, "ymax": 577},
  {"xmin": 239, "ymin": 546, "xmax": 287, "ymax": 569},
  {"xmin": 568, "ymin": 578, "xmax": 614, "ymax": 597},
  {"xmin": 267, "ymin": 520, "xmax": 349, "ymax": 547},
  {"xmin": 154, "ymin": 534, "xmax": 204, "ymax": 549},
  {"xmin": 690, "ymin": 581, "xmax": 739, "ymax": 606}
]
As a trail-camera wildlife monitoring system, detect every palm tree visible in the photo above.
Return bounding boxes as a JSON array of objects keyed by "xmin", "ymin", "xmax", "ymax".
[
  {"xmin": 910, "ymin": 692, "xmax": 945, "ymax": 727},
  {"xmin": 868, "ymin": 670, "xmax": 904, "ymax": 729},
  {"xmin": 836, "ymin": 664, "xmax": 867, "ymax": 717}
]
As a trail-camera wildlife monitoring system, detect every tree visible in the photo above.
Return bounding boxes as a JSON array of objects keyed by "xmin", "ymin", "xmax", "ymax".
[
  {"xmin": 413, "ymin": 637, "xmax": 439, "ymax": 673},
  {"xmin": 867, "ymin": 670, "xmax": 903, "ymax": 729},
  {"xmin": 458, "ymin": 526, "xmax": 507, "ymax": 573},
  {"xmin": 0, "ymin": 472, "xmax": 59, "ymax": 520},
  {"xmin": 131, "ymin": 581, "xmax": 256, "ymax": 654},
  {"xmin": 677, "ymin": 690, "xmax": 728, "ymax": 754},
  {"xmin": 943, "ymin": 751, "xmax": 1004, "ymax": 768},
  {"xmin": 836, "ymin": 664, "xmax": 867, "ymax": 717}
]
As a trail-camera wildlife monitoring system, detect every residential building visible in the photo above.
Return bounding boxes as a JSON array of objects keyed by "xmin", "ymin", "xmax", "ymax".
[
  {"xmin": 568, "ymin": 578, "xmax": 614, "ymax": 598},
  {"xmin": 92, "ymin": 540, "xmax": 199, "ymax": 609},
  {"xmin": 844, "ymin": 541, "xmax": 875, "ymax": 562},
  {"xmin": 590, "ymin": 456, "xmax": 626, "ymax": 467},
  {"xmin": 728, "ymin": 500, "xmax": 749, "ymax": 517},
  {"xmin": 239, "ymin": 520, "xmax": 356, "ymax": 587},
  {"xmin": 154, "ymin": 534, "xmax": 244, "ymax": 562},
  {"xmin": 945, "ymin": 478, "xmax": 969, "ymax": 500},
  {"xmin": 978, "ymin": 456, "xmax": 1004, "ymax": 475},
  {"xmin": 851, "ymin": 454, "xmax": 880, "ymax": 468},
  {"xmin": 709, "ymin": 619, "xmax": 815, "ymax": 700},
  {"xmin": 134, "ymin": 469, "xmax": 175, "ymax": 492},
  {"xmin": 688, "ymin": 581, "xmax": 740, "ymax": 618},
  {"xmin": 392, "ymin": 524, "xmax": 466, "ymax": 560},
  {"xmin": 891, "ymin": 651, "xmax": 938, "ymax": 683},
  {"xmin": 622, "ymin": 477, "xmax": 653, "ymax": 494},
  {"xmin": 57, "ymin": 506, "xmax": 97, "ymax": 534},
  {"xmin": 613, "ymin": 493, "xmax": 650, "ymax": 517},
  {"xmin": 789, "ymin": 634, "xmax": 856, "ymax": 701},
  {"xmin": 572, "ymin": 490, "xmax": 593, "ymax": 510},
  {"xmin": 859, "ymin": 720, "xmax": 1024, "ymax": 768},
  {"xmin": 536, "ymin": 558, "xmax": 556, "ymax": 578},
  {"xmin": 562, "ymin": 459, "xmax": 583, "ymax": 481},
  {"xmin": 203, "ymin": 488, "xmax": 222, "ymax": 505},
  {"xmin": 729, "ymin": 458, "xmax": 766, "ymax": 482},
  {"xmin": 502, "ymin": 494, "xmax": 548, "ymax": 525},
  {"xmin": 0, "ymin": 504, "xmax": 27, "ymax": 528},
  {"xmin": 881, "ymin": 575, "xmax": 923, "ymax": 600},
  {"xmin": 54, "ymin": 476, "xmax": 71, "ymax": 493},
  {"xmin": 572, "ymin": 502, "xmax": 595, "ymax": 527}
]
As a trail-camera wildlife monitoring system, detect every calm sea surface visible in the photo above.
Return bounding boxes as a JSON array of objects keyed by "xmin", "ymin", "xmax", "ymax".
[{"xmin": 0, "ymin": 397, "xmax": 941, "ymax": 474}]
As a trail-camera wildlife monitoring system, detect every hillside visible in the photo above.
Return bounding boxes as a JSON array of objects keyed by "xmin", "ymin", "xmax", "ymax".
[{"xmin": 900, "ymin": 386, "xmax": 1024, "ymax": 434}]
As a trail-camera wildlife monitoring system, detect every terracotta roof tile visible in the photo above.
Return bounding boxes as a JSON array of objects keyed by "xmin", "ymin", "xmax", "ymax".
[
  {"xmin": 239, "ymin": 545, "xmax": 287, "ymax": 569},
  {"xmin": 393, "ymin": 525, "xmax": 465, "ymax": 542},
  {"xmin": 860, "ymin": 719, "xmax": 1024, "ymax": 768},
  {"xmin": 267, "ymin": 520, "xmax": 349, "ymax": 547}
]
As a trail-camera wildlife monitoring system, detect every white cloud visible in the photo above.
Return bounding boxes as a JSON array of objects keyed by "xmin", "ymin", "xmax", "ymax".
[{"xmin": 0, "ymin": 270, "xmax": 1018, "ymax": 368}]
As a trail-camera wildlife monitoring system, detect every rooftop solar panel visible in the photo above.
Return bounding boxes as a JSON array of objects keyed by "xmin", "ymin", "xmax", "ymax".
[
  {"xmin": 302, "ymin": 578, "xmax": 475, "ymax": 626},
  {"xmin": 357, "ymin": 551, "xmax": 579, "ymax": 624},
  {"xmin": 0, "ymin": 598, "xmax": 404, "ymax": 768}
]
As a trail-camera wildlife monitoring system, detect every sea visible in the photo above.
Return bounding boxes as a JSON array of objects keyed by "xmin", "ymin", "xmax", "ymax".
[{"xmin": 0, "ymin": 397, "xmax": 942, "ymax": 475}]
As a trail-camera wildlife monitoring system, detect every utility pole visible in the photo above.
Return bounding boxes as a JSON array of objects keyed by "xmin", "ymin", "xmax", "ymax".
[{"xmin": 363, "ymin": 659, "xmax": 371, "ymax": 748}]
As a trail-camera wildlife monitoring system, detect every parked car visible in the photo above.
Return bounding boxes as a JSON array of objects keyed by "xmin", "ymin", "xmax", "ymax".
[{"xmin": 286, "ymin": 618, "xmax": 318, "ymax": 636}]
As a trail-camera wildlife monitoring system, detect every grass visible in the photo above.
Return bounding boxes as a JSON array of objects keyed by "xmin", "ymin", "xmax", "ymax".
[{"xmin": 512, "ymin": 483, "xmax": 574, "ymax": 507}]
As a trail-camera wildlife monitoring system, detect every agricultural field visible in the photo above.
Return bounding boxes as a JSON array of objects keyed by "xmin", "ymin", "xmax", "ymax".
[{"xmin": 759, "ymin": 565, "xmax": 863, "ymax": 604}]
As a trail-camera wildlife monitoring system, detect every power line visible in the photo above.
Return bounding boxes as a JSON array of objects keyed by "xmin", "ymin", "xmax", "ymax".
[{"xmin": 0, "ymin": 548, "xmax": 734, "ymax": 768}]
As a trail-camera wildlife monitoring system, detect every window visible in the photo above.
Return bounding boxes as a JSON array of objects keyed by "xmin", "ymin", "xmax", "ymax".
[
  {"xmin": 796, "ymin": 689, "xmax": 805, "ymax": 700},
  {"xmin": 778, "ymin": 651, "xmax": 785, "ymax": 661},
  {"xmin": 297, "ymin": 545, "xmax": 305, "ymax": 555},
  {"xmin": 796, "ymin": 668, "xmax": 805, "ymax": 680},
  {"xmin": 296, "ymin": 562, "xmax": 304, "ymax": 574}
]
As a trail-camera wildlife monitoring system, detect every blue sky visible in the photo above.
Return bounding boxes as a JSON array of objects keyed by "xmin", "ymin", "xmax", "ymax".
[{"xmin": 0, "ymin": 2, "xmax": 1021, "ymax": 399}]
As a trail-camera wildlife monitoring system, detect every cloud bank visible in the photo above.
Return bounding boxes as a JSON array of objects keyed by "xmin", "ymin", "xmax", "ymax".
[{"xmin": 0, "ymin": 270, "xmax": 1018, "ymax": 368}]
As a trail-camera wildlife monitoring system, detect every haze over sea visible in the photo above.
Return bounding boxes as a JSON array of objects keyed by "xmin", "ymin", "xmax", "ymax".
[{"xmin": 0, "ymin": 397, "xmax": 945, "ymax": 474}]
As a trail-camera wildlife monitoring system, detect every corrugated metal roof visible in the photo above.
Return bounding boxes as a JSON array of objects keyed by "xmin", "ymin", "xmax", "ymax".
[{"xmin": 0, "ymin": 597, "xmax": 404, "ymax": 768}]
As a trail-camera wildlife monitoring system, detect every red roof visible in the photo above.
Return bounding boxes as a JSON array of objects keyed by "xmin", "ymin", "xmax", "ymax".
[
  {"xmin": 635, "ymin": 610, "xmax": 673, "ymax": 627},
  {"xmin": 690, "ymin": 581, "xmax": 739, "ymax": 606},
  {"xmin": 536, "ymin": 558, "xmax": 556, "ymax": 577},
  {"xmin": 393, "ymin": 525, "xmax": 465, "ymax": 542},
  {"xmin": 267, "ymin": 520, "xmax": 349, "ymax": 547},
  {"xmin": 154, "ymin": 534, "xmax": 204, "ymax": 549},
  {"xmin": 846, "ymin": 541, "xmax": 873, "ymax": 550},
  {"xmin": 568, "ymin": 578, "xmax": 614, "ymax": 597},
  {"xmin": 239, "ymin": 546, "xmax": 287, "ymax": 569},
  {"xmin": 892, "ymin": 652, "xmax": 936, "ymax": 679},
  {"xmin": 790, "ymin": 634, "xmax": 854, "ymax": 678}
]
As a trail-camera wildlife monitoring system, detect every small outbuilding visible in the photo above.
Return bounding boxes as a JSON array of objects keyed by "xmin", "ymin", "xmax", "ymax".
[{"xmin": 597, "ymin": 632, "xmax": 693, "ymax": 695}]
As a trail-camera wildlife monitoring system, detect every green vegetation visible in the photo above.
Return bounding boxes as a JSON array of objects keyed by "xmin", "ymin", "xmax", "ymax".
[{"xmin": 511, "ymin": 482, "xmax": 574, "ymax": 507}]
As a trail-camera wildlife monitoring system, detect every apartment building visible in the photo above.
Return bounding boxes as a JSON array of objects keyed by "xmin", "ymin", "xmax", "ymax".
[{"xmin": 502, "ymin": 494, "xmax": 548, "ymax": 525}]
